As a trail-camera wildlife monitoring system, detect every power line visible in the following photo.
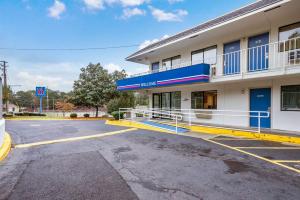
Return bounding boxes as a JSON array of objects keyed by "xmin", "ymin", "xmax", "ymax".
[{"xmin": 0, "ymin": 44, "xmax": 140, "ymax": 51}]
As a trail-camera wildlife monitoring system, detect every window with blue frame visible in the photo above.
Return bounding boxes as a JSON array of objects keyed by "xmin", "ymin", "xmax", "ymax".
[
  {"xmin": 223, "ymin": 40, "xmax": 241, "ymax": 75},
  {"xmin": 281, "ymin": 85, "xmax": 300, "ymax": 111}
]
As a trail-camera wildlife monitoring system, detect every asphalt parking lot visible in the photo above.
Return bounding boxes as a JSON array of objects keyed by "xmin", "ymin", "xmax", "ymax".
[{"xmin": 1, "ymin": 120, "xmax": 300, "ymax": 200}]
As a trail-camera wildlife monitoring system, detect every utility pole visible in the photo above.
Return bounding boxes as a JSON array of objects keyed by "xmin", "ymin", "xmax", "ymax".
[
  {"xmin": 47, "ymin": 86, "xmax": 49, "ymax": 111},
  {"xmin": 0, "ymin": 61, "xmax": 8, "ymax": 113}
]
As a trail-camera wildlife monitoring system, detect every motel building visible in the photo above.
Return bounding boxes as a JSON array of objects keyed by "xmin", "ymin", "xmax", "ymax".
[{"xmin": 117, "ymin": 0, "xmax": 300, "ymax": 133}]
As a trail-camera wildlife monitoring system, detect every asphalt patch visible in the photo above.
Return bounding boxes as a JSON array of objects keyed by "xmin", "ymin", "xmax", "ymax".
[
  {"xmin": 7, "ymin": 151, "xmax": 138, "ymax": 200},
  {"xmin": 223, "ymin": 160, "xmax": 251, "ymax": 174}
]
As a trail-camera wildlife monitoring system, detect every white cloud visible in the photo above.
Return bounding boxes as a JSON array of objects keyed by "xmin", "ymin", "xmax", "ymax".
[
  {"xmin": 139, "ymin": 34, "xmax": 169, "ymax": 49},
  {"xmin": 149, "ymin": 6, "xmax": 188, "ymax": 22},
  {"xmin": 83, "ymin": 0, "xmax": 149, "ymax": 10},
  {"xmin": 121, "ymin": 7, "xmax": 146, "ymax": 19},
  {"xmin": 16, "ymin": 71, "xmax": 73, "ymax": 91},
  {"xmin": 168, "ymin": 0, "xmax": 184, "ymax": 4},
  {"xmin": 83, "ymin": 0, "xmax": 105, "ymax": 10},
  {"xmin": 107, "ymin": 0, "xmax": 150, "ymax": 7},
  {"xmin": 48, "ymin": 0, "xmax": 66, "ymax": 19},
  {"xmin": 104, "ymin": 63, "xmax": 121, "ymax": 73}
]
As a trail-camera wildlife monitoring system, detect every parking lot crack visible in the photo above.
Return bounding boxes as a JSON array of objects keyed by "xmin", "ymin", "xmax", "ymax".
[{"xmin": 5, "ymin": 160, "xmax": 32, "ymax": 200}]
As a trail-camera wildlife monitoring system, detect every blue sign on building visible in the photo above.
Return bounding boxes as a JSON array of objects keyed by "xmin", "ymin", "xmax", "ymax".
[
  {"xmin": 117, "ymin": 63, "xmax": 210, "ymax": 91},
  {"xmin": 36, "ymin": 86, "xmax": 47, "ymax": 97}
]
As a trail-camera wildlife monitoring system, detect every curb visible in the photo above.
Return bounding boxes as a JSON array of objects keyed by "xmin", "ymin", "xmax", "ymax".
[
  {"xmin": 188, "ymin": 125, "xmax": 300, "ymax": 145},
  {"xmin": 0, "ymin": 132, "xmax": 12, "ymax": 162},
  {"xmin": 106, "ymin": 120, "xmax": 300, "ymax": 145}
]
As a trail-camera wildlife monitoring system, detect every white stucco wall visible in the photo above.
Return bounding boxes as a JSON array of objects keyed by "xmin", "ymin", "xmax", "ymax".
[{"xmin": 148, "ymin": 77, "xmax": 300, "ymax": 133}]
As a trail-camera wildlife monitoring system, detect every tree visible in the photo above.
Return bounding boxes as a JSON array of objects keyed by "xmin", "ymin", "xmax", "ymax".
[
  {"xmin": 55, "ymin": 101, "xmax": 75, "ymax": 116},
  {"xmin": 72, "ymin": 63, "xmax": 119, "ymax": 117},
  {"xmin": 11, "ymin": 90, "xmax": 35, "ymax": 112}
]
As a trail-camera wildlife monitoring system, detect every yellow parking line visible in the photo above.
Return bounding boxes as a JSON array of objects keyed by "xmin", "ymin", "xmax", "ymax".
[
  {"xmin": 212, "ymin": 138, "xmax": 259, "ymax": 141},
  {"xmin": 273, "ymin": 160, "xmax": 300, "ymax": 163},
  {"xmin": 203, "ymin": 138, "xmax": 300, "ymax": 174},
  {"xmin": 15, "ymin": 128, "xmax": 137, "ymax": 148},
  {"xmin": 236, "ymin": 147, "xmax": 300, "ymax": 149}
]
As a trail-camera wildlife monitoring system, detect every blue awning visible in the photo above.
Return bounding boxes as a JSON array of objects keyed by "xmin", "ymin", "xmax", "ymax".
[{"xmin": 117, "ymin": 63, "xmax": 210, "ymax": 91}]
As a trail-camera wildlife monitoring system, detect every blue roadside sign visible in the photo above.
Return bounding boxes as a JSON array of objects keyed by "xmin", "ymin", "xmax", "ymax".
[
  {"xmin": 36, "ymin": 86, "xmax": 47, "ymax": 97},
  {"xmin": 36, "ymin": 86, "xmax": 47, "ymax": 113}
]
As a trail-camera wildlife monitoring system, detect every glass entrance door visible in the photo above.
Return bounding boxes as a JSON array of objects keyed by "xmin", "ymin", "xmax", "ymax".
[
  {"xmin": 152, "ymin": 93, "xmax": 161, "ymax": 118},
  {"xmin": 152, "ymin": 92, "xmax": 181, "ymax": 119}
]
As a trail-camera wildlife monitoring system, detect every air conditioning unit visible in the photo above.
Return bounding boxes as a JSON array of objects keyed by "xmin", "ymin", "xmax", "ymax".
[{"xmin": 211, "ymin": 66, "xmax": 217, "ymax": 77}]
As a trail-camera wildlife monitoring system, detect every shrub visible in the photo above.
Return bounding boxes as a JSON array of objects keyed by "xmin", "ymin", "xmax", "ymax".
[
  {"xmin": 107, "ymin": 92, "xmax": 135, "ymax": 114},
  {"xmin": 3, "ymin": 113, "xmax": 13, "ymax": 118},
  {"xmin": 14, "ymin": 112, "xmax": 46, "ymax": 117},
  {"xmin": 70, "ymin": 113, "xmax": 77, "ymax": 118},
  {"xmin": 111, "ymin": 111, "xmax": 124, "ymax": 120},
  {"xmin": 83, "ymin": 113, "xmax": 90, "ymax": 118}
]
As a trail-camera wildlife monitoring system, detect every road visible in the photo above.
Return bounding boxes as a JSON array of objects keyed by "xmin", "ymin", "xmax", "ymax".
[{"xmin": 0, "ymin": 120, "xmax": 300, "ymax": 200}]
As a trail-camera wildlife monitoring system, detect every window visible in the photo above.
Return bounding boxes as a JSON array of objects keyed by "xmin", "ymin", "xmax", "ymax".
[
  {"xmin": 281, "ymin": 85, "xmax": 300, "ymax": 111},
  {"xmin": 171, "ymin": 91, "xmax": 181, "ymax": 110},
  {"xmin": 191, "ymin": 90, "xmax": 217, "ymax": 109},
  {"xmin": 152, "ymin": 92, "xmax": 181, "ymax": 110},
  {"xmin": 162, "ymin": 55, "xmax": 181, "ymax": 69},
  {"xmin": 191, "ymin": 46, "xmax": 217, "ymax": 65},
  {"xmin": 151, "ymin": 62, "xmax": 159, "ymax": 72},
  {"xmin": 279, "ymin": 22, "xmax": 300, "ymax": 53}
]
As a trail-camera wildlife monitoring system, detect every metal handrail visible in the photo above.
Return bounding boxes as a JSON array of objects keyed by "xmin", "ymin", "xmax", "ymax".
[
  {"xmin": 119, "ymin": 108, "xmax": 183, "ymax": 133},
  {"xmin": 121, "ymin": 108, "xmax": 270, "ymax": 133}
]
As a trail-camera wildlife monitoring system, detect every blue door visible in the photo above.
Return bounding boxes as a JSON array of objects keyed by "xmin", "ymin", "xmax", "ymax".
[
  {"xmin": 250, "ymin": 88, "xmax": 271, "ymax": 128},
  {"xmin": 248, "ymin": 33, "xmax": 269, "ymax": 72},
  {"xmin": 223, "ymin": 40, "xmax": 240, "ymax": 75}
]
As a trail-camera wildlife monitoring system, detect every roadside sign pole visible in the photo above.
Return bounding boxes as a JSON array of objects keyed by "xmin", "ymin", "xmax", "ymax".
[
  {"xmin": 36, "ymin": 86, "xmax": 47, "ymax": 114},
  {"xmin": 40, "ymin": 97, "xmax": 43, "ymax": 113}
]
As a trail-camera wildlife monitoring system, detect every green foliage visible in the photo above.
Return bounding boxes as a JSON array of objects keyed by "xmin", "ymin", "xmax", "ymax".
[
  {"xmin": 10, "ymin": 89, "xmax": 72, "ymax": 111},
  {"xmin": 71, "ymin": 63, "xmax": 127, "ymax": 117},
  {"xmin": 107, "ymin": 92, "xmax": 135, "ymax": 114},
  {"xmin": 111, "ymin": 111, "xmax": 124, "ymax": 120},
  {"xmin": 70, "ymin": 113, "xmax": 77, "ymax": 118},
  {"xmin": 83, "ymin": 113, "xmax": 90, "ymax": 118}
]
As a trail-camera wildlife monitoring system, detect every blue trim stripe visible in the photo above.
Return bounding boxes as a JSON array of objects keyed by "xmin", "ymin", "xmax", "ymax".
[{"xmin": 117, "ymin": 63, "xmax": 210, "ymax": 91}]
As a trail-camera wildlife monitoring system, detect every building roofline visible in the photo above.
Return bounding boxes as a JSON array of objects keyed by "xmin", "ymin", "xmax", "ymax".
[{"xmin": 126, "ymin": 0, "xmax": 288, "ymax": 61}]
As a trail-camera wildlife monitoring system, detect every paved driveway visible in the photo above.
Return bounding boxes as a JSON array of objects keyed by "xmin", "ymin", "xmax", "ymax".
[{"xmin": 1, "ymin": 120, "xmax": 300, "ymax": 200}]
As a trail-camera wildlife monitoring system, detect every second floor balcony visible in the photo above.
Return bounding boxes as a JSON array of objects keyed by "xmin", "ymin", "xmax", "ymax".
[{"xmin": 128, "ymin": 37, "xmax": 300, "ymax": 83}]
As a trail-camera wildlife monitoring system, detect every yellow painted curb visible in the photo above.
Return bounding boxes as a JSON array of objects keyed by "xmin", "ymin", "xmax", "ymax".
[
  {"xmin": 0, "ymin": 132, "xmax": 12, "ymax": 162},
  {"xmin": 187, "ymin": 125, "xmax": 300, "ymax": 145},
  {"xmin": 107, "ymin": 120, "xmax": 300, "ymax": 145},
  {"xmin": 106, "ymin": 120, "xmax": 176, "ymax": 134}
]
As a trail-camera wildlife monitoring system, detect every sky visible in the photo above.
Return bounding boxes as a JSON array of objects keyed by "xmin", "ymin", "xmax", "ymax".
[{"xmin": 0, "ymin": 0, "xmax": 255, "ymax": 92}]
